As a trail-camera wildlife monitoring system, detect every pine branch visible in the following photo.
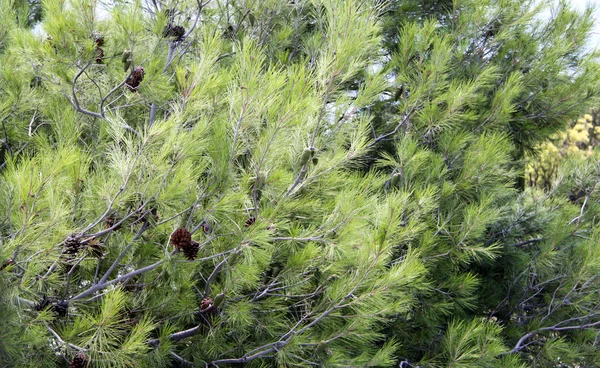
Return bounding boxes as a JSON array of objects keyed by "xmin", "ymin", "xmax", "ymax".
[
  {"xmin": 510, "ymin": 237, "xmax": 544, "ymax": 248},
  {"xmin": 147, "ymin": 325, "xmax": 202, "ymax": 347},
  {"xmin": 68, "ymin": 63, "xmax": 103, "ymax": 119},
  {"xmin": 209, "ymin": 258, "xmax": 379, "ymax": 366},
  {"xmin": 502, "ymin": 317, "xmax": 600, "ymax": 356},
  {"xmin": 70, "ymin": 252, "xmax": 171, "ymax": 301},
  {"xmin": 45, "ymin": 323, "xmax": 86, "ymax": 352}
]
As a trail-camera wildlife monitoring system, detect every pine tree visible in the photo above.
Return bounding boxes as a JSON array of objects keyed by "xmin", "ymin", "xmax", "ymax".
[
  {"xmin": 0, "ymin": 0, "xmax": 599, "ymax": 367},
  {"xmin": 0, "ymin": 0, "xmax": 420, "ymax": 366},
  {"xmin": 373, "ymin": 0, "xmax": 600, "ymax": 366}
]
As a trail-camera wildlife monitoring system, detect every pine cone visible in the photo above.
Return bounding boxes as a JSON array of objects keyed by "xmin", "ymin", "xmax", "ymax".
[
  {"xmin": 92, "ymin": 32, "xmax": 104, "ymax": 46},
  {"xmin": 63, "ymin": 236, "xmax": 83, "ymax": 256},
  {"xmin": 125, "ymin": 66, "xmax": 144, "ymax": 91},
  {"xmin": 163, "ymin": 23, "xmax": 185, "ymax": 42},
  {"xmin": 95, "ymin": 47, "xmax": 104, "ymax": 64},
  {"xmin": 170, "ymin": 228, "xmax": 192, "ymax": 251},
  {"xmin": 244, "ymin": 217, "xmax": 256, "ymax": 227},
  {"xmin": 182, "ymin": 241, "xmax": 199, "ymax": 260},
  {"xmin": 200, "ymin": 296, "xmax": 215, "ymax": 313},
  {"xmin": 71, "ymin": 351, "xmax": 89, "ymax": 368}
]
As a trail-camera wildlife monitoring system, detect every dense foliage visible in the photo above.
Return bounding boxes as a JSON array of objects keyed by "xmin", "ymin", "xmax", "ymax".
[{"xmin": 1, "ymin": 0, "xmax": 600, "ymax": 367}]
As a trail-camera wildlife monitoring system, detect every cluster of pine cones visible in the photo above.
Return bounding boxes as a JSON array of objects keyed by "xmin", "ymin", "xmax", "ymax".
[
  {"xmin": 93, "ymin": 33, "xmax": 104, "ymax": 64},
  {"xmin": 170, "ymin": 228, "xmax": 200, "ymax": 260}
]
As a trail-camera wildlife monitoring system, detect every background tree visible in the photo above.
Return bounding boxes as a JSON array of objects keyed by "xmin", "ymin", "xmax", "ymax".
[
  {"xmin": 0, "ymin": 0, "xmax": 600, "ymax": 367},
  {"xmin": 526, "ymin": 112, "xmax": 600, "ymax": 189}
]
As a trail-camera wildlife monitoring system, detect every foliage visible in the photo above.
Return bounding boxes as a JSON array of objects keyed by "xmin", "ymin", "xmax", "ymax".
[{"xmin": 0, "ymin": 0, "xmax": 599, "ymax": 367}]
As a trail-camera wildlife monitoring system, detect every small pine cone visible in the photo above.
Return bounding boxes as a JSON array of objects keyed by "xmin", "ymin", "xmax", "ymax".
[
  {"xmin": 170, "ymin": 228, "xmax": 192, "ymax": 251},
  {"xmin": 244, "ymin": 217, "xmax": 256, "ymax": 227},
  {"xmin": 182, "ymin": 241, "xmax": 199, "ymax": 260},
  {"xmin": 71, "ymin": 351, "xmax": 89, "ymax": 368},
  {"xmin": 125, "ymin": 66, "xmax": 145, "ymax": 91},
  {"xmin": 200, "ymin": 296, "xmax": 215, "ymax": 313},
  {"xmin": 569, "ymin": 189, "xmax": 586, "ymax": 203},
  {"xmin": 63, "ymin": 236, "xmax": 83, "ymax": 256},
  {"xmin": 95, "ymin": 47, "xmax": 104, "ymax": 64},
  {"xmin": 163, "ymin": 23, "xmax": 185, "ymax": 42}
]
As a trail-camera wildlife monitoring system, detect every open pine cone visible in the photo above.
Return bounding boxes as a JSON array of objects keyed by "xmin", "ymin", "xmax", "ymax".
[
  {"xmin": 200, "ymin": 296, "xmax": 215, "ymax": 313},
  {"xmin": 183, "ymin": 240, "xmax": 200, "ymax": 260},
  {"xmin": 170, "ymin": 228, "xmax": 200, "ymax": 260},
  {"xmin": 163, "ymin": 23, "xmax": 185, "ymax": 42},
  {"xmin": 34, "ymin": 296, "xmax": 69, "ymax": 317},
  {"xmin": 170, "ymin": 228, "xmax": 192, "ymax": 251},
  {"xmin": 70, "ymin": 351, "xmax": 89, "ymax": 368},
  {"xmin": 63, "ymin": 236, "xmax": 83, "ymax": 256},
  {"xmin": 244, "ymin": 217, "xmax": 256, "ymax": 227},
  {"xmin": 95, "ymin": 47, "xmax": 104, "ymax": 64},
  {"xmin": 125, "ymin": 66, "xmax": 144, "ymax": 91}
]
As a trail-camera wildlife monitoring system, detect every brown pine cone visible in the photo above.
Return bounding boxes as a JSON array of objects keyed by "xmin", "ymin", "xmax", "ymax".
[
  {"xmin": 70, "ymin": 351, "xmax": 89, "ymax": 368},
  {"xmin": 125, "ymin": 66, "xmax": 145, "ymax": 91},
  {"xmin": 63, "ymin": 236, "xmax": 83, "ymax": 256},
  {"xmin": 95, "ymin": 47, "xmax": 104, "ymax": 64},
  {"xmin": 163, "ymin": 23, "xmax": 185, "ymax": 42},
  {"xmin": 170, "ymin": 228, "xmax": 192, "ymax": 251},
  {"xmin": 182, "ymin": 241, "xmax": 200, "ymax": 260},
  {"xmin": 92, "ymin": 32, "xmax": 104, "ymax": 46},
  {"xmin": 244, "ymin": 217, "xmax": 256, "ymax": 227},
  {"xmin": 200, "ymin": 296, "xmax": 215, "ymax": 313}
]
